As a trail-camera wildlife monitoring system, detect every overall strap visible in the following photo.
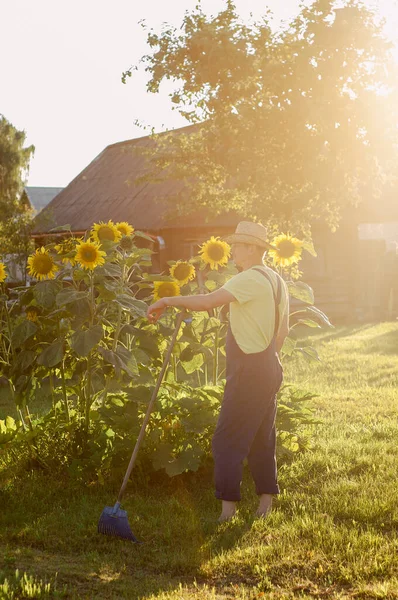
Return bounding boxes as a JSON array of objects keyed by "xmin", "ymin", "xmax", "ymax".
[{"xmin": 252, "ymin": 267, "xmax": 282, "ymax": 338}]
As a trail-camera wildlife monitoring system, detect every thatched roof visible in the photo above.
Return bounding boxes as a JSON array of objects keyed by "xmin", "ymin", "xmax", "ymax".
[{"xmin": 32, "ymin": 126, "xmax": 239, "ymax": 235}]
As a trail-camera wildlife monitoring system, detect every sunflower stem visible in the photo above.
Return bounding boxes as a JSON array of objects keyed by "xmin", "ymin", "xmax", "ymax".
[
  {"xmin": 60, "ymin": 360, "xmax": 70, "ymax": 423},
  {"xmin": 85, "ymin": 271, "xmax": 95, "ymax": 432},
  {"xmin": 213, "ymin": 326, "xmax": 219, "ymax": 386}
]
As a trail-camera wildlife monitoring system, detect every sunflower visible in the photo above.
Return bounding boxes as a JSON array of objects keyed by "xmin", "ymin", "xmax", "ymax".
[
  {"xmin": 75, "ymin": 240, "xmax": 106, "ymax": 270},
  {"xmin": 199, "ymin": 236, "xmax": 231, "ymax": 270},
  {"xmin": 268, "ymin": 233, "xmax": 303, "ymax": 267},
  {"xmin": 26, "ymin": 306, "xmax": 40, "ymax": 322},
  {"xmin": 116, "ymin": 222, "xmax": 134, "ymax": 237},
  {"xmin": 119, "ymin": 235, "xmax": 135, "ymax": 252},
  {"xmin": 153, "ymin": 281, "xmax": 180, "ymax": 302},
  {"xmin": 170, "ymin": 261, "xmax": 196, "ymax": 285},
  {"xmin": 0, "ymin": 262, "xmax": 7, "ymax": 283},
  {"xmin": 91, "ymin": 220, "xmax": 122, "ymax": 243},
  {"xmin": 27, "ymin": 247, "xmax": 59, "ymax": 280},
  {"xmin": 54, "ymin": 237, "xmax": 82, "ymax": 265}
]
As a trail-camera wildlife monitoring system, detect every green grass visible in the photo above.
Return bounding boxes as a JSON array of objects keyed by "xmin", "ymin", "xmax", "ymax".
[{"xmin": 1, "ymin": 323, "xmax": 398, "ymax": 599}]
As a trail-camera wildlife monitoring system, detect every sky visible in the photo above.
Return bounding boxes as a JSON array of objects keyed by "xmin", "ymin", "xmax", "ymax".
[{"xmin": 1, "ymin": 0, "xmax": 397, "ymax": 187}]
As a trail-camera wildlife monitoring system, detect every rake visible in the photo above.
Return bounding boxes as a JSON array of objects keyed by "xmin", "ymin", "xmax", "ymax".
[{"xmin": 98, "ymin": 310, "xmax": 190, "ymax": 542}]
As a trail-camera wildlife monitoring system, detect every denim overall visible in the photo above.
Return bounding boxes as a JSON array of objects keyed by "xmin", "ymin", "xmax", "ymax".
[{"xmin": 212, "ymin": 268, "xmax": 283, "ymax": 501}]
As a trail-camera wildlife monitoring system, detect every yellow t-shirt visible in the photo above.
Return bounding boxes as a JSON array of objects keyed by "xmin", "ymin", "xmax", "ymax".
[{"xmin": 222, "ymin": 265, "xmax": 289, "ymax": 354}]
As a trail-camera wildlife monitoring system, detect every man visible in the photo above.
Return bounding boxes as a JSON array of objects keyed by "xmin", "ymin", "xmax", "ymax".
[{"xmin": 147, "ymin": 221, "xmax": 289, "ymax": 521}]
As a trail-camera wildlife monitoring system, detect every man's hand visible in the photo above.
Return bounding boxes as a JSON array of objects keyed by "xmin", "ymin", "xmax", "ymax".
[{"xmin": 147, "ymin": 298, "xmax": 168, "ymax": 323}]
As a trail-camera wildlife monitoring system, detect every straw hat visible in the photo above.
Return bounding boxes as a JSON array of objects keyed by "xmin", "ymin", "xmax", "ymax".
[{"xmin": 224, "ymin": 221, "xmax": 276, "ymax": 250}]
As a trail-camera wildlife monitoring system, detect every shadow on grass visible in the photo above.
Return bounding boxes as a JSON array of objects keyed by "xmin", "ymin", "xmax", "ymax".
[
  {"xmin": 0, "ymin": 468, "xmax": 254, "ymax": 599},
  {"xmin": 291, "ymin": 323, "xmax": 377, "ymax": 346},
  {"xmin": 357, "ymin": 327, "xmax": 398, "ymax": 355}
]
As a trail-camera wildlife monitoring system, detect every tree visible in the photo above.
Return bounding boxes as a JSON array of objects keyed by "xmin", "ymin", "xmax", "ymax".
[
  {"xmin": 0, "ymin": 115, "xmax": 35, "ymax": 282},
  {"xmin": 128, "ymin": 0, "xmax": 398, "ymax": 232}
]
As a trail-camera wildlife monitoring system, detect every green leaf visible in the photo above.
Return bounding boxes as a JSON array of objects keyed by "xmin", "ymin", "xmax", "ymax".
[
  {"xmin": 116, "ymin": 345, "xmax": 139, "ymax": 376},
  {"xmin": 297, "ymin": 318, "xmax": 321, "ymax": 328},
  {"xmin": 205, "ymin": 279, "xmax": 217, "ymax": 291},
  {"xmin": 181, "ymin": 410, "xmax": 216, "ymax": 434},
  {"xmin": 125, "ymin": 385, "xmax": 154, "ymax": 405},
  {"xmin": 37, "ymin": 340, "xmax": 64, "ymax": 367},
  {"xmin": 206, "ymin": 271, "xmax": 226, "ymax": 284},
  {"xmin": 281, "ymin": 335, "xmax": 296, "ymax": 356},
  {"xmin": 14, "ymin": 350, "xmax": 36, "ymax": 372},
  {"xmin": 180, "ymin": 351, "xmax": 204, "ymax": 374},
  {"xmin": 165, "ymin": 445, "xmax": 203, "ymax": 476},
  {"xmin": 11, "ymin": 320, "xmax": 37, "ymax": 348},
  {"xmin": 33, "ymin": 280, "xmax": 62, "ymax": 309},
  {"xmin": 115, "ymin": 295, "xmax": 148, "ymax": 316},
  {"xmin": 56, "ymin": 288, "xmax": 88, "ymax": 307},
  {"xmin": 297, "ymin": 346, "xmax": 320, "ymax": 362},
  {"xmin": 134, "ymin": 231, "xmax": 155, "ymax": 243},
  {"xmin": 111, "ymin": 397, "xmax": 124, "ymax": 407},
  {"xmin": 0, "ymin": 417, "xmax": 18, "ymax": 444},
  {"xmin": 6, "ymin": 416, "xmax": 16, "ymax": 430},
  {"xmin": 287, "ymin": 281, "xmax": 315, "ymax": 305},
  {"xmin": 70, "ymin": 325, "xmax": 103, "ymax": 356},
  {"xmin": 151, "ymin": 442, "xmax": 174, "ymax": 471},
  {"xmin": 302, "ymin": 239, "xmax": 317, "ymax": 257},
  {"xmin": 97, "ymin": 263, "xmax": 122, "ymax": 278},
  {"xmin": 98, "ymin": 346, "xmax": 138, "ymax": 377},
  {"xmin": 307, "ymin": 306, "xmax": 334, "ymax": 328}
]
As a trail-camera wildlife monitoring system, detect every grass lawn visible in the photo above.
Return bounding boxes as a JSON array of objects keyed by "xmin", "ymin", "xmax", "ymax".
[{"xmin": 1, "ymin": 322, "xmax": 398, "ymax": 599}]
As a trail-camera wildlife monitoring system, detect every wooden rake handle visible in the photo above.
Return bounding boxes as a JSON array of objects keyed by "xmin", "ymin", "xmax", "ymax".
[{"xmin": 117, "ymin": 311, "xmax": 188, "ymax": 503}]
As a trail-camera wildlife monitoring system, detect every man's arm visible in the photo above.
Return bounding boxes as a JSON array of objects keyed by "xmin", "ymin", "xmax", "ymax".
[{"xmin": 147, "ymin": 288, "xmax": 235, "ymax": 322}]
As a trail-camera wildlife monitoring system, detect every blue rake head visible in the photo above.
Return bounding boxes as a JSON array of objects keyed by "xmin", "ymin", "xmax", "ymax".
[{"xmin": 98, "ymin": 503, "xmax": 141, "ymax": 543}]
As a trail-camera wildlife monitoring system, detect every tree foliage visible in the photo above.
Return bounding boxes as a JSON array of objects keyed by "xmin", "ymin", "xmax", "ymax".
[
  {"xmin": 0, "ymin": 115, "xmax": 35, "ymax": 281},
  {"xmin": 0, "ymin": 115, "xmax": 34, "ymax": 220},
  {"xmin": 130, "ymin": 0, "xmax": 398, "ymax": 231}
]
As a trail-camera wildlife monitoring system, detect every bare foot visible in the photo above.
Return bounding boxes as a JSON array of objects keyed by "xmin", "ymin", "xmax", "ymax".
[
  {"xmin": 256, "ymin": 494, "xmax": 272, "ymax": 518},
  {"xmin": 218, "ymin": 500, "xmax": 237, "ymax": 522}
]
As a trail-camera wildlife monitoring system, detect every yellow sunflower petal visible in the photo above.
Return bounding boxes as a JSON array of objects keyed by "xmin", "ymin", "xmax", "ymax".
[
  {"xmin": 153, "ymin": 281, "xmax": 180, "ymax": 302},
  {"xmin": 170, "ymin": 261, "xmax": 196, "ymax": 285},
  {"xmin": 27, "ymin": 247, "xmax": 58, "ymax": 281},
  {"xmin": 116, "ymin": 222, "xmax": 135, "ymax": 237},
  {"xmin": 0, "ymin": 262, "xmax": 7, "ymax": 283},
  {"xmin": 26, "ymin": 306, "xmax": 40, "ymax": 322},
  {"xmin": 75, "ymin": 240, "xmax": 106, "ymax": 270},
  {"xmin": 55, "ymin": 237, "xmax": 82, "ymax": 265},
  {"xmin": 91, "ymin": 220, "xmax": 122, "ymax": 243},
  {"xmin": 268, "ymin": 233, "xmax": 303, "ymax": 267},
  {"xmin": 199, "ymin": 236, "xmax": 231, "ymax": 270}
]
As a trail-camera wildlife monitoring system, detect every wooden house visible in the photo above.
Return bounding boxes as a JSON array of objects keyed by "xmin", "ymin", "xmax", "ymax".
[{"xmin": 32, "ymin": 127, "xmax": 398, "ymax": 323}]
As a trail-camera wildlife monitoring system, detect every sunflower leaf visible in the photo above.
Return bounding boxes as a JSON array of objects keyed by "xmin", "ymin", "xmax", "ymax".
[
  {"xmin": 97, "ymin": 263, "xmax": 122, "ymax": 278},
  {"xmin": 281, "ymin": 335, "xmax": 296, "ymax": 356},
  {"xmin": 134, "ymin": 231, "xmax": 155, "ymax": 243},
  {"xmin": 56, "ymin": 288, "xmax": 89, "ymax": 307},
  {"xmin": 33, "ymin": 280, "xmax": 62, "ymax": 309},
  {"xmin": 302, "ymin": 240, "xmax": 317, "ymax": 257},
  {"xmin": 115, "ymin": 295, "xmax": 147, "ymax": 316},
  {"xmin": 287, "ymin": 281, "xmax": 314, "ymax": 305},
  {"xmin": 70, "ymin": 325, "xmax": 103, "ymax": 357},
  {"xmin": 11, "ymin": 321, "xmax": 37, "ymax": 348},
  {"xmin": 37, "ymin": 340, "xmax": 64, "ymax": 368},
  {"xmin": 297, "ymin": 318, "xmax": 321, "ymax": 328},
  {"xmin": 297, "ymin": 346, "xmax": 321, "ymax": 362}
]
